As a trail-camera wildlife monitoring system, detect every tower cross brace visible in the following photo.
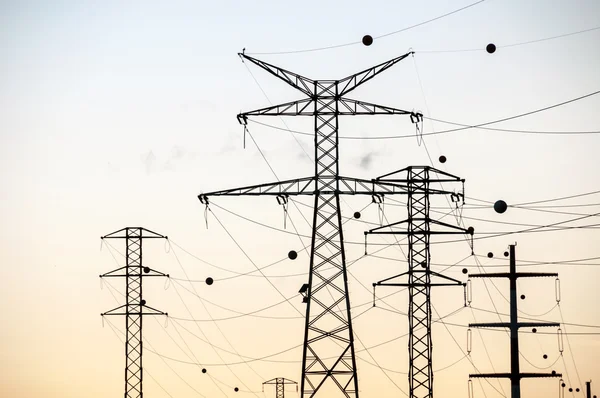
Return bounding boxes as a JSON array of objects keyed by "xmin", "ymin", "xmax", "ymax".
[
  {"xmin": 100, "ymin": 227, "xmax": 169, "ymax": 398},
  {"xmin": 365, "ymin": 166, "xmax": 470, "ymax": 398},
  {"xmin": 199, "ymin": 51, "xmax": 425, "ymax": 398}
]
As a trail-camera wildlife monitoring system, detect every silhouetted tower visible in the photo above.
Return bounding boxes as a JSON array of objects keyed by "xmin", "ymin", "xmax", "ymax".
[
  {"xmin": 263, "ymin": 378, "xmax": 298, "ymax": 398},
  {"xmin": 469, "ymin": 244, "xmax": 561, "ymax": 398},
  {"xmin": 100, "ymin": 227, "xmax": 169, "ymax": 398},
  {"xmin": 365, "ymin": 166, "xmax": 471, "ymax": 398},
  {"xmin": 199, "ymin": 51, "xmax": 422, "ymax": 397}
]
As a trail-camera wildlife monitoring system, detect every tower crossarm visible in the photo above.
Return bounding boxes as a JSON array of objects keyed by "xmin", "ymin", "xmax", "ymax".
[
  {"xmin": 199, "ymin": 176, "xmax": 416, "ymax": 202},
  {"xmin": 469, "ymin": 322, "xmax": 560, "ymax": 329},
  {"xmin": 337, "ymin": 98, "xmax": 416, "ymax": 116},
  {"xmin": 239, "ymin": 53, "xmax": 315, "ymax": 97},
  {"xmin": 337, "ymin": 52, "xmax": 413, "ymax": 96},
  {"xmin": 237, "ymin": 98, "xmax": 417, "ymax": 118},
  {"xmin": 239, "ymin": 98, "xmax": 315, "ymax": 118},
  {"xmin": 377, "ymin": 165, "xmax": 465, "ymax": 182},
  {"xmin": 469, "ymin": 373, "xmax": 562, "ymax": 379},
  {"xmin": 469, "ymin": 272, "xmax": 558, "ymax": 278},
  {"xmin": 366, "ymin": 218, "xmax": 471, "ymax": 235}
]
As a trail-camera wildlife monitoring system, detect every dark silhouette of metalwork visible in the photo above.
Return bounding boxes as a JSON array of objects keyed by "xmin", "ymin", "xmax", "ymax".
[
  {"xmin": 469, "ymin": 244, "xmax": 561, "ymax": 398},
  {"xmin": 199, "ymin": 51, "xmax": 422, "ymax": 398},
  {"xmin": 263, "ymin": 378, "xmax": 298, "ymax": 398},
  {"xmin": 100, "ymin": 227, "xmax": 169, "ymax": 398},
  {"xmin": 365, "ymin": 166, "xmax": 471, "ymax": 398}
]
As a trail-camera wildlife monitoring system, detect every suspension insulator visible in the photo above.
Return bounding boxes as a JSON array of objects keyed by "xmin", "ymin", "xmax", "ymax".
[
  {"xmin": 467, "ymin": 328, "xmax": 473, "ymax": 355},
  {"xmin": 466, "ymin": 279, "xmax": 473, "ymax": 305},
  {"xmin": 558, "ymin": 328, "xmax": 564, "ymax": 353},
  {"xmin": 555, "ymin": 278, "xmax": 561, "ymax": 304}
]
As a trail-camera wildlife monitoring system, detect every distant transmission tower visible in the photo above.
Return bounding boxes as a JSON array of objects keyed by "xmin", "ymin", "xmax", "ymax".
[
  {"xmin": 263, "ymin": 378, "xmax": 298, "ymax": 398},
  {"xmin": 365, "ymin": 166, "xmax": 471, "ymax": 398},
  {"xmin": 100, "ymin": 227, "xmax": 169, "ymax": 398},
  {"xmin": 199, "ymin": 51, "xmax": 422, "ymax": 397},
  {"xmin": 469, "ymin": 244, "xmax": 561, "ymax": 398}
]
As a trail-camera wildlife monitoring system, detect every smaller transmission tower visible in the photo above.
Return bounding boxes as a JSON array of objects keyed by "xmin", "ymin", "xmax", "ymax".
[
  {"xmin": 263, "ymin": 378, "xmax": 298, "ymax": 398},
  {"xmin": 365, "ymin": 166, "xmax": 471, "ymax": 398},
  {"xmin": 100, "ymin": 227, "xmax": 169, "ymax": 398},
  {"xmin": 469, "ymin": 244, "xmax": 561, "ymax": 398}
]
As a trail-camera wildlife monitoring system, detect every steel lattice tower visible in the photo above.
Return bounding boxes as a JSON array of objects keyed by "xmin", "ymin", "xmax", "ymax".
[
  {"xmin": 263, "ymin": 378, "xmax": 298, "ymax": 398},
  {"xmin": 199, "ymin": 51, "xmax": 422, "ymax": 397},
  {"xmin": 365, "ymin": 166, "xmax": 471, "ymax": 398},
  {"xmin": 100, "ymin": 227, "xmax": 169, "ymax": 398}
]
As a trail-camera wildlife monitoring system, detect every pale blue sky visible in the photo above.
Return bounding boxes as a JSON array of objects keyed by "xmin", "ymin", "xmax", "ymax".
[{"xmin": 1, "ymin": 1, "xmax": 599, "ymax": 397}]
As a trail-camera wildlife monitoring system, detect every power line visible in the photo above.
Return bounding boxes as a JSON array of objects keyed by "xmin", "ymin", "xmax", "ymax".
[
  {"xmin": 246, "ymin": 0, "xmax": 487, "ymax": 55},
  {"xmin": 247, "ymin": 89, "xmax": 600, "ymax": 140},
  {"xmin": 418, "ymin": 25, "xmax": 600, "ymax": 53}
]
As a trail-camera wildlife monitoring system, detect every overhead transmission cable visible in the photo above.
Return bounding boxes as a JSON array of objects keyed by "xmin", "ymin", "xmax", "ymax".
[
  {"xmin": 247, "ymin": 89, "xmax": 600, "ymax": 139},
  {"xmin": 246, "ymin": 0, "xmax": 487, "ymax": 55}
]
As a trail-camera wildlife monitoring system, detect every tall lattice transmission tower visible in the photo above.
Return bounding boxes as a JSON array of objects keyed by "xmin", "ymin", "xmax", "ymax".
[
  {"xmin": 100, "ymin": 227, "xmax": 169, "ymax": 398},
  {"xmin": 199, "ymin": 51, "xmax": 422, "ymax": 397},
  {"xmin": 365, "ymin": 166, "xmax": 471, "ymax": 398}
]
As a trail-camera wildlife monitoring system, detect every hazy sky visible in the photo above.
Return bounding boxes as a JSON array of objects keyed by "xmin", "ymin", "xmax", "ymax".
[{"xmin": 1, "ymin": 1, "xmax": 600, "ymax": 397}]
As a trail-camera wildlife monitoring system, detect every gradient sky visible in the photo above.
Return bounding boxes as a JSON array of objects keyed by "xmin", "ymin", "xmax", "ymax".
[{"xmin": 1, "ymin": 1, "xmax": 600, "ymax": 397}]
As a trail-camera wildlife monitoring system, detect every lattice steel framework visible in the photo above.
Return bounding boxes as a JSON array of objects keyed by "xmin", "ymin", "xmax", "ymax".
[
  {"xmin": 263, "ymin": 378, "xmax": 298, "ymax": 398},
  {"xmin": 100, "ymin": 227, "xmax": 169, "ymax": 398},
  {"xmin": 365, "ymin": 166, "xmax": 470, "ymax": 398},
  {"xmin": 199, "ymin": 51, "xmax": 422, "ymax": 398}
]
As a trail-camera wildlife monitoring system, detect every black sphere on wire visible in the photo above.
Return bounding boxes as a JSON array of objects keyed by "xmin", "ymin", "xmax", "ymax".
[
  {"xmin": 576, "ymin": 388, "xmax": 580, "ymax": 393},
  {"xmin": 532, "ymin": 328, "xmax": 537, "ymax": 333},
  {"xmin": 494, "ymin": 200, "xmax": 508, "ymax": 214},
  {"xmin": 569, "ymin": 388, "xmax": 573, "ymax": 392},
  {"xmin": 202, "ymin": 368, "xmax": 207, "ymax": 373},
  {"xmin": 552, "ymin": 370, "xmax": 557, "ymax": 375},
  {"xmin": 543, "ymin": 354, "xmax": 548, "ymax": 359},
  {"xmin": 353, "ymin": 211, "xmax": 361, "ymax": 219},
  {"xmin": 234, "ymin": 387, "xmax": 239, "ymax": 392},
  {"xmin": 141, "ymin": 299, "xmax": 146, "ymax": 306},
  {"xmin": 205, "ymin": 277, "xmax": 214, "ymax": 286},
  {"xmin": 439, "ymin": 155, "xmax": 447, "ymax": 164},
  {"xmin": 362, "ymin": 35, "xmax": 373, "ymax": 46},
  {"xmin": 462, "ymin": 268, "xmax": 468, "ymax": 274},
  {"xmin": 562, "ymin": 383, "xmax": 566, "ymax": 388},
  {"xmin": 143, "ymin": 266, "xmax": 151, "ymax": 274},
  {"xmin": 504, "ymin": 251, "xmax": 509, "ymax": 257},
  {"xmin": 467, "ymin": 227, "xmax": 475, "ymax": 235},
  {"xmin": 486, "ymin": 43, "xmax": 497, "ymax": 54},
  {"xmin": 288, "ymin": 250, "xmax": 298, "ymax": 260},
  {"xmin": 520, "ymin": 294, "xmax": 525, "ymax": 300},
  {"xmin": 487, "ymin": 252, "xmax": 494, "ymax": 258}
]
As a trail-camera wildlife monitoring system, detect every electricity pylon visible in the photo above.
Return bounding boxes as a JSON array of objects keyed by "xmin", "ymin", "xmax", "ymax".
[
  {"xmin": 199, "ymin": 51, "xmax": 422, "ymax": 398},
  {"xmin": 469, "ymin": 244, "xmax": 561, "ymax": 398},
  {"xmin": 263, "ymin": 378, "xmax": 298, "ymax": 398},
  {"xmin": 100, "ymin": 227, "xmax": 169, "ymax": 398},
  {"xmin": 365, "ymin": 166, "xmax": 471, "ymax": 398}
]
